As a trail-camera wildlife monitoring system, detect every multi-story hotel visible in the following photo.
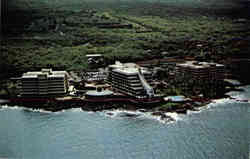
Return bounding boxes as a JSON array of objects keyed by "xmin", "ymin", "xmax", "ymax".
[
  {"xmin": 107, "ymin": 62, "xmax": 154, "ymax": 98},
  {"xmin": 175, "ymin": 61, "xmax": 226, "ymax": 97},
  {"xmin": 20, "ymin": 69, "xmax": 69, "ymax": 97},
  {"xmin": 176, "ymin": 61, "xmax": 225, "ymax": 82}
]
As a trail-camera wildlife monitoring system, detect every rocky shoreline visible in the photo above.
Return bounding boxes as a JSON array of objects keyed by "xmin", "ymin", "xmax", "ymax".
[
  {"xmin": 1, "ymin": 86, "xmax": 250, "ymax": 123},
  {"xmin": 0, "ymin": 94, "xmax": 210, "ymax": 117},
  {"xmin": 1, "ymin": 56, "xmax": 249, "ymax": 120}
]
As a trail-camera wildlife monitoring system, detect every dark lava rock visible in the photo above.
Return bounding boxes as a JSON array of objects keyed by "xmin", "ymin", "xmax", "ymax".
[
  {"xmin": 152, "ymin": 111, "xmax": 175, "ymax": 121},
  {"xmin": 163, "ymin": 116, "xmax": 175, "ymax": 122},
  {"xmin": 138, "ymin": 109, "xmax": 147, "ymax": 112},
  {"xmin": 106, "ymin": 112, "xmax": 114, "ymax": 116},
  {"xmin": 175, "ymin": 108, "xmax": 187, "ymax": 114},
  {"xmin": 152, "ymin": 111, "xmax": 165, "ymax": 116},
  {"xmin": 119, "ymin": 112, "xmax": 140, "ymax": 118},
  {"xmin": 184, "ymin": 103, "xmax": 195, "ymax": 110},
  {"xmin": 193, "ymin": 102, "xmax": 203, "ymax": 107}
]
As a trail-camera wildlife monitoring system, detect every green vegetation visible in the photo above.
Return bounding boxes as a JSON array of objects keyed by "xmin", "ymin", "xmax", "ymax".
[
  {"xmin": 159, "ymin": 103, "xmax": 180, "ymax": 109},
  {"xmin": 154, "ymin": 102, "xmax": 182, "ymax": 112},
  {"xmin": 1, "ymin": 0, "xmax": 249, "ymax": 97}
]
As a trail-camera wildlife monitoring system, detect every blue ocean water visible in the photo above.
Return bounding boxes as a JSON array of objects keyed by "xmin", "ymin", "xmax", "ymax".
[{"xmin": 0, "ymin": 86, "xmax": 249, "ymax": 159}]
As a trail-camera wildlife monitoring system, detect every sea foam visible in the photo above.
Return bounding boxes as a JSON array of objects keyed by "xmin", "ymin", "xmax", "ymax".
[
  {"xmin": 0, "ymin": 105, "xmax": 52, "ymax": 114},
  {"xmin": 103, "ymin": 109, "xmax": 183, "ymax": 124}
]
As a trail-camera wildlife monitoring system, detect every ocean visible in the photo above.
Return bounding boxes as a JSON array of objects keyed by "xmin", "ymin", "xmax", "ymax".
[{"xmin": 0, "ymin": 86, "xmax": 249, "ymax": 159}]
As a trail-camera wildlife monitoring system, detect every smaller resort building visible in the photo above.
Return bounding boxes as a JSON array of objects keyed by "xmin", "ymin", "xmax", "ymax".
[
  {"xmin": 85, "ymin": 89, "xmax": 114, "ymax": 99},
  {"xmin": 176, "ymin": 61, "xmax": 225, "ymax": 82},
  {"xmin": 107, "ymin": 62, "xmax": 154, "ymax": 98},
  {"xmin": 20, "ymin": 69, "xmax": 69, "ymax": 97},
  {"xmin": 86, "ymin": 54, "xmax": 104, "ymax": 66},
  {"xmin": 175, "ymin": 61, "xmax": 226, "ymax": 96}
]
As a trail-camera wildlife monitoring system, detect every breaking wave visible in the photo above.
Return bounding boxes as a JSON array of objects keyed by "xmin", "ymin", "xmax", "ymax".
[
  {"xmin": 0, "ymin": 105, "xmax": 52, "ymax": 113},
  {"xmin": 1, "ymin": 105, "xmax": 23, "ymax": 110},
  {"xmin": 103, "ymin": 109, "xmax": 183, "ymax": 124}
]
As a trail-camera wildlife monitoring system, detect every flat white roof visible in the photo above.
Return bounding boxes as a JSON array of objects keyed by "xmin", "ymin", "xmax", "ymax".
[
  {"xmin": 86, "ymin": 54, "xmax": 103, "ymax": 57},
  {"xmin": 113, "ymin": 67, "xmax": 139, "ymax": 75},
  {"xmin": 22, "ymin": 75, "xmax": 38, "ymax": 79},
  {"xmin": 86, "ymin": 90, "xmax": 113, "ymax": 96},
  {"xmin": 109, "ymin": 61, "xmax": 137, "ymax": 69},
  {"xmin": 113, "ymin": 67, "xmax": 151, "ymax": 75},
  {"xmin": 22, "ymin": 69, "xmax": 67, "ymax": 78},
  {"xmin": 48, "ymin": 74, "xmax": 65, "ymax": 78},
  {"xmin": 52, "ymin": 71, "xmax": 67, "ymax": 74},
  {"xmin": 177, "ymin": 61, "xmax": 224, "ymax": 69},
  {"xmin": 109, "ymin": 61, "xmax": 151, "ymax": 75}
]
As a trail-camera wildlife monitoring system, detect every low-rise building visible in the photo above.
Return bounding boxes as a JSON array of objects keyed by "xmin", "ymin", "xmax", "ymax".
[
  {"xmin": 82, "ymin": 71, "xmax": 107, "ymax": 82},
  {"xmin": 86, "ymin": 54, "xmax": 104, "ymax": 66},
  {"xmin": 20, "ymin": 69, "xmax": 69, "ymax": 97},
  {"xmin": 85, "ymin": 89, "xmax": 114, "ymax": 99},
  {"xmin": 107, "ymin": 62, "xmax": 154, "ymax": 98}
]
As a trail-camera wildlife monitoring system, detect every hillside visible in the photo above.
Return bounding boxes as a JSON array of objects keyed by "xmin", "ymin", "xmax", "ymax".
[{"xmin": 1, "ymin": 0, "xmax": 250, "ymax": 77}]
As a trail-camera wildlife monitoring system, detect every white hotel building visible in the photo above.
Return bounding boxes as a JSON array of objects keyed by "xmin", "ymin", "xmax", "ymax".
[
  {"xmin": 107, "ymin": 62, "xmax": 154, "ymax": 98},
  {"xmin": 20, "ymin": 69, "xmax": 69, "ymax": 97}
]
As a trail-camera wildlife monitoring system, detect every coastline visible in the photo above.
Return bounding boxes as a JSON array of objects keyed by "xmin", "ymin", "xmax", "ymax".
[
  {"xmin": 2, "ymin": 87, "xmax": 248, "ymax": 122},
  {"xmin": 1, "ymin": 88, "xmax": 249, "ymax": 123},
  {"xmin": 1, "ymin": 59, "xmax": 249, "ymax": 121}
]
